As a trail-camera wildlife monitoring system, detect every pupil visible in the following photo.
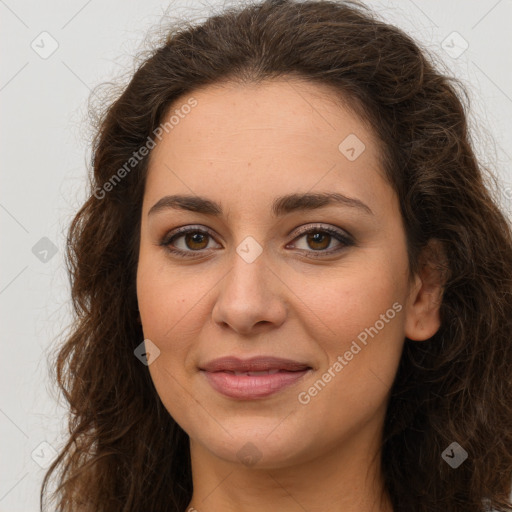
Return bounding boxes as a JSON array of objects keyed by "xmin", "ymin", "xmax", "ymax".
[
  {"xmin": 187, "ymin": 233, "xmax": 206, "ymax": 249},
  {"xmin": 308, "ymin": 232, "xmax": 329, "ymax": 250}
]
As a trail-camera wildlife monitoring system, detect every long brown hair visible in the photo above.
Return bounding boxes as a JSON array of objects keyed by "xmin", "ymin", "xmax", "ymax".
[{"xmin": 41, "ymin": 0, "xmax": 512, "ymax": 510}]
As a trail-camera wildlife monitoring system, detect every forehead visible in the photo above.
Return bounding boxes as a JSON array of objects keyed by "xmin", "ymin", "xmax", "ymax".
[{"xmin": 144, "ymin": 78, "xmax": 389, "ymax": 215}]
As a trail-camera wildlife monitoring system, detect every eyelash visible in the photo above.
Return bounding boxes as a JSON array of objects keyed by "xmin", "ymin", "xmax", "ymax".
[{"xmin": 159, "ymin": 224, "xmax": 354, "ymax": 259}]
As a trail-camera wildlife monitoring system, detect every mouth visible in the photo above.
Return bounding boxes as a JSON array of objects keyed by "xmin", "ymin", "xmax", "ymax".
[{"xmin": 199, "ymin": 356, "xmax": 313, "ymax": 400}]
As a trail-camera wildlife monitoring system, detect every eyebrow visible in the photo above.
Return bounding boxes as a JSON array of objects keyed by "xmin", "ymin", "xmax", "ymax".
[{"xmin": 148, "ymin": 192, "xmax": 374, "ymax": 217}]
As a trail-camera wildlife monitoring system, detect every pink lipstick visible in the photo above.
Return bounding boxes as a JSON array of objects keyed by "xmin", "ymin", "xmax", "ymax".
[{"xmin": 199, "ymin": 356, "xmax": 312, "ymax": 399}]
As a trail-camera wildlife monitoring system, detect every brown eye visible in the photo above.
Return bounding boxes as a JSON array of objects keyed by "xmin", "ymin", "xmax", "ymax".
[
  {"xmin": 288, "ymin": 225, "xmax": 354, "ymax": 258},
  {"xmin": 183, "ymin": 232, "xmax": 209, "ymax": 250},
  {"xmin": 161, "ymin": 226, "xmax": 221, "ymax": 258},
  {"xmin": 306, "ymin": 232, "xmax": 332, "ymax": 250}
]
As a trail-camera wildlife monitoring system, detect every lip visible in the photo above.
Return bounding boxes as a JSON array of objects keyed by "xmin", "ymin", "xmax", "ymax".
[{"xmin": 199, "ymin": 356, "xmax": 312, "ymax": 400}]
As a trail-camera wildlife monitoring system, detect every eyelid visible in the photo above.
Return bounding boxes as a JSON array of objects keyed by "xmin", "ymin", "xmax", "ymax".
[
  {"xmin": 164, "ymin": 224, "xmax": 218, "ymax": 239},
  {"xmin": 160, "ymin": 224, "xmax": 221, "ymax": 248},
  {"xmin": 290, "ymin": 222, "xmax": 352, "ymax": 240},
  {"xmin": 160, "ymin": 223, "xmax": 354, "ymax": 258},
  {"xmin": 286, "ymin": 223, "xmax": 354, "ymax": 256}
]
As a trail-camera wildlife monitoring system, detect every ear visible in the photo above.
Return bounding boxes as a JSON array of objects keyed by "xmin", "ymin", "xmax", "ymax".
[{"xmin": 404, "ymin": 238, "xmax": 447, "ymax": 341}]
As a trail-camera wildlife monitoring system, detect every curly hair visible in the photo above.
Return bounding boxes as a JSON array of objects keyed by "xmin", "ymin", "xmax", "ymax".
[{"xmin": 40, "ymin": 0, "xmax": 512, "ymax": 510}]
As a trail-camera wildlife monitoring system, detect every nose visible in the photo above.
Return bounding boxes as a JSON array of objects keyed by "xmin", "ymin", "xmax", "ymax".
[{"xmin": 211, "ymin": 247, "xmax": 287, "ymax": 336}]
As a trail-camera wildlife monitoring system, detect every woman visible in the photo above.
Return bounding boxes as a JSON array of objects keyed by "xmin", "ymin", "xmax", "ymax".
[{"xmin": 40, "ymin": 0, "xmax": 512, "ymax": 511}]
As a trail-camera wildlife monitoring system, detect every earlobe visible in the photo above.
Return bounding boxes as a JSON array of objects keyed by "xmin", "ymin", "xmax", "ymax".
[{"xmin": 404, "ymin": 239, "xmax": 447, "ymax": 342}]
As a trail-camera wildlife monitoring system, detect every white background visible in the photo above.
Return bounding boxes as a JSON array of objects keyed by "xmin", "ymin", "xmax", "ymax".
[{"xmin": 1, "ymin": 0, "xmax": 511, "ymax": 510}]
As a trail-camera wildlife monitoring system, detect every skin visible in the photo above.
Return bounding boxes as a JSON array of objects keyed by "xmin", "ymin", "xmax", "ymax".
[{"xmin": 136, "ymin": 78, "xmax": 443, "ymax": 512}]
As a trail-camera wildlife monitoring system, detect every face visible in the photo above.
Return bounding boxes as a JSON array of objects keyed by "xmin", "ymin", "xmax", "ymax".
[{"xmin": 136, "ymin": 78, "xmax": 435, "ymax": 470}]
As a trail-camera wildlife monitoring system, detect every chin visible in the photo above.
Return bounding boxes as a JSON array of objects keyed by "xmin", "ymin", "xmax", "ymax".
[{"xmin": 189, "ymin": 418, "xmax": 316, "ymax": 470}]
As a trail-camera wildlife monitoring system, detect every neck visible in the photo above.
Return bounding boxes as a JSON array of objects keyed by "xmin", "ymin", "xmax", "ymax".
[{"xmin": 185, "ymin": 418, "xmax": 393, "ymax": 512}]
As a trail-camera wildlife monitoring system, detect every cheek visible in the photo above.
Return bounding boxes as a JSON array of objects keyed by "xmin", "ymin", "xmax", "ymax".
[
  {"xmin": 296, "ymin": 266, "xmax": 405, "ymax": 421},
  {"xmin": 295, "ymin": 263, "xmax": 406, "ymax": 409},
  {"xmin": 136, "ymin": 256, "xmax": 205, "ymax": 431},
  {"xmin": 136, "ymin": 250, "xmax": 204, "ymax": 344},
  {"xmin": 298, "ymin": 261, "xmax": 404, "ymax": 348},
  {"xmin": 136, "ymin": 254, "xmax": 219, "ymax": 407}
]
